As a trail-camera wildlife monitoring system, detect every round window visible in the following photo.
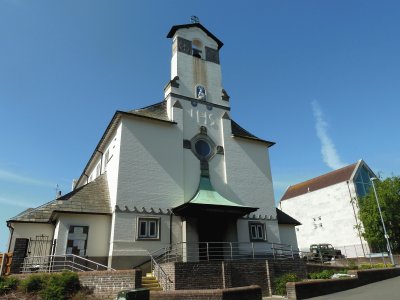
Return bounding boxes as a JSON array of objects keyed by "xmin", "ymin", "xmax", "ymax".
[{"xmin": 195, "ymin": 139, "xmax": 211, "ymax": 158}]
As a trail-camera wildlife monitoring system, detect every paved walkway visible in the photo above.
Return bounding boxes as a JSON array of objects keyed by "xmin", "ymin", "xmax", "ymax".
[
  {"xmin": 306, "ymin": 276, "xmax": 400, "ymax": 300},
  {"xmin": 263, "ymin": 276, "xmax": 400, "ymax": 300}
]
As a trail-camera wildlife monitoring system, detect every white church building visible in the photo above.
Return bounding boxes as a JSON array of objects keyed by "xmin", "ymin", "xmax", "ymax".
[
  {"xmin": 279, "ymin": 160, "xmax": 376, "ymax": 257},
  {"xmin": 7, "ymin": 21, "xmax": 299, "ymax": 270}
]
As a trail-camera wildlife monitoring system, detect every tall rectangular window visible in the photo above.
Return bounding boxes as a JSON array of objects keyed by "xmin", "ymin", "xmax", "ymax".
[
  {"xmin": 66, "ymin": 226, "xmax": 88, "ymax": 256},
  {"xmin": 137, "ymin": 218, "xmax": 160, "ymax": 240}
]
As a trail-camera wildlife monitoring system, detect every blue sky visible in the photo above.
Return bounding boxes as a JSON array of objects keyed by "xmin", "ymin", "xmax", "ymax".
[{"xmin": 1, "ymin": 0, "xmax": 399, "ymax": 251}]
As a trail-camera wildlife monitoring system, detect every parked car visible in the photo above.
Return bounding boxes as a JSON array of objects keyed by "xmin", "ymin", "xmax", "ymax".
[{"xmin": 305, "ymin": 244, "xmax": 345, "ymax": 262}]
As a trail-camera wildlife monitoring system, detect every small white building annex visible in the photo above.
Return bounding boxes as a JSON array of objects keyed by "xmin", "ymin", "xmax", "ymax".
[
  {"xmin": 7, "ymin": 21, "xmax": 299, "ymax": 270},
  {"xmin": 279, "ymin": 160, "xmax": 376, "ymax": 257}
]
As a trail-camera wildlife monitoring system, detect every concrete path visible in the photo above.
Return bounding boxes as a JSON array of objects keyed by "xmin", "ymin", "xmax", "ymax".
[{"xmin": 263, "ymin": 276, "xmax": 400, "ymax": 300}]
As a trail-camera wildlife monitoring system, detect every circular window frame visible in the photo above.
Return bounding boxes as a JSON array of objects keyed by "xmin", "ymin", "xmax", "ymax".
[{"xmin": 190, "ymin": 134, "xmax": 216, "ymax": 161}]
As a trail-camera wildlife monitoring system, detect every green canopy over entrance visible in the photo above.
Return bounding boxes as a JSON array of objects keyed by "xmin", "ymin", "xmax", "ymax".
[{"xmin": 172, "ymin": 176, "xmax": 258, "ymax": 217}]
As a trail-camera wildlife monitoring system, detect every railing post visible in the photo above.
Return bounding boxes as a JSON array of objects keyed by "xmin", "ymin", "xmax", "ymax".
[
  {"xmin": 272, "ymin": 243, "xmax": 275, "ymax": 260},
  {"xmin": 291, "ymin": 245, "xmax": 294, "ymax": 260},
  {"xmin": 206, "ymin": 242, "xmax": 209, "ymax": 261},
  {"xmin": 252, "ymin": 242, "xmax": 255, "ymax": 259},
  {"xmin": 230, "ymin": 242, "xmax": 233, "ymax": 260}
]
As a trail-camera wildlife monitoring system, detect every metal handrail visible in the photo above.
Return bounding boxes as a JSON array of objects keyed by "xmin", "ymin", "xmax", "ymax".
[
  {"xmin": 152, "ymin": 241, "xmax": 307, "ymax": 265},
  {"xmin": 21, "ymin": 254, "xmax": 115, "ymax": 273},
  {"xmin": 149, "ymin": 252, "xmax": 173, "ymax": 291}
]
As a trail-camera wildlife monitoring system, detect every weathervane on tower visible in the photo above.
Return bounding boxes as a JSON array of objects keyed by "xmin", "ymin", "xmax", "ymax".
[{"xmin": 190, "ymin": 16, "xmax": 200, "ymax": 24}]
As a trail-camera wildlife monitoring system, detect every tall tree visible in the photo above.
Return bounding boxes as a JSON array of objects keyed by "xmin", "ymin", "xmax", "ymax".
[{"xmin": 358, "ymin": 176, "xmax": 400, "ymax": 253}]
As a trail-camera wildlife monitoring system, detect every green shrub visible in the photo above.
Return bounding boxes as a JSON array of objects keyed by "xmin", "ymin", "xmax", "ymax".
[
  {"xmin": 20, "ymin": 274, "xmax": 48, "ymax": 293},
  {"xmin": 308, "ymin": 269, "xmax": 335, "ymax": 279},
  {"xmin": 39, "ymin": 271, "xmax": 80, "ymax": 300},
  {"xmin": 59, "ymin": 271, "xmax": 81, "ymax": 295},
  {"xmin": 274, "ymin": 273, "xmax": 300, "ymax": 295},
  {"xmin": 347, "ymin": 260, "xmax": 358, "ymax": 270},
  {"xmin": 20, "ymin": 271, "xmax": 81, "ymax": 299},
  {"xmin": 40, "ymin": 283, "xmax": 65, "ymax": 300},
  {"xmin": 0, "ymin": 276, "xmax": 20, "ymax": 294},
  {"xmin": 360, "ymin": 263, "xmax": 394, "ymax": 269}
]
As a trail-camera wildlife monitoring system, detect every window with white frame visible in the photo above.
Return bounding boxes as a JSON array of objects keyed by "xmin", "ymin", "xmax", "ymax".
[
  {"xmin": 249, "ymin": 222, "xmax": 266, "ymax": 241},
  {"xmin": 137, "ymin": 218, "xmax": 160, "ymax": 240}
]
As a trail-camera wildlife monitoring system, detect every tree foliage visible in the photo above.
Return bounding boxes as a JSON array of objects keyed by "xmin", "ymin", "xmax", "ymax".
[{"xmin": 358, "ymin": 176, "xmax": 400, "ymax": 253}]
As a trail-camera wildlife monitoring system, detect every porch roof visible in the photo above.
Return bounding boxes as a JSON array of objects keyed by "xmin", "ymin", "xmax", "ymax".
[
  {"xmin": 7, "ymin": 174, "xmax": 111, "ymax": 224},
  {"xmin": 172, "ymin": 176, "xmax": 258, "ymax": 217}
]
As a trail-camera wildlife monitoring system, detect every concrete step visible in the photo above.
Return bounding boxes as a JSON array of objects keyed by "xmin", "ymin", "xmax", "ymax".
[
  {"xmin": 142, "ymin": 274, "xmax": 162, "ymax": 291},
  {"xmin": 142, "ymin": 277, "xmax": 158, "ymax": 283},
  {"xmin": 142, "ymin": 282, "xmax": 160, "ymax": 288}
]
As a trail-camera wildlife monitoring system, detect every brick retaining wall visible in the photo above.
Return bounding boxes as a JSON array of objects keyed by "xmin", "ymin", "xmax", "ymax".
[
  {"xmin": 151, "ymin": 285, "xmax": 262, "ymax": 300},
  {"xmin": 78, "ymin": 269, "xmax": 141, "ymax": 299},
  {"xmin": 160, "ymin": 259, "xmax": 307, "ymax": 296}
]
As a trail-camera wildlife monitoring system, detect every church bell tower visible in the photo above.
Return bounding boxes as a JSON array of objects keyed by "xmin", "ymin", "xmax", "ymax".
[{"xmin": 165, "ymin": 19, "xmax": 230, "ymax": 109}]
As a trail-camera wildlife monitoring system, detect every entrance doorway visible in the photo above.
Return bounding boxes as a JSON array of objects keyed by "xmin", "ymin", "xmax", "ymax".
[{"xmin": 198, "ymin": 216, "xmax": 235, "ymax": 260}]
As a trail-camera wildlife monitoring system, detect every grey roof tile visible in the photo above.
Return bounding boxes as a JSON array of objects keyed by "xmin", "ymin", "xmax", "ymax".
[
  {"xmin": 127, "ymin": 101, "xmax": 170, "ymax": 122},
  {"xmin": 8, "ymin": 174, "xmax": 111, "ymax": 223}
]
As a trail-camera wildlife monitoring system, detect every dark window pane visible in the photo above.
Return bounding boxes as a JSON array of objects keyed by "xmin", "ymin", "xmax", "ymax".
[
  {"xmin": 139, "ymin": 221, "xmax": 147, "ymax": 237},
  {"xmin": 257, "ymin": 225, "xmax": 263, "ymax": 239},
  {"xmin": 361, "ymin": 167, "xmax": 371, "ymax": 184},
  {"xmin": 356, "ymin": 181, "xmax": 366, "ymax": 197},
  {"xmin": 195, "ymin": 140, "xmax": 211, "ymax": 157},
  {"xmin": 250, "ymin": 225, "xmax": 257, "ymax": 239},
  {"xmin": 149, "ymin": 221, "xmax": 157, "ymax": 237}
]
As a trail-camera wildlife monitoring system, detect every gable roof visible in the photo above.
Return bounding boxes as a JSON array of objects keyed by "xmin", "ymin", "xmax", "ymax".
[
  {"xmin": 276, "ymin": 208, "xmax": 301, "ymax": 225},
  {"xmin": 231, "ymin": 120, "xmax": 275, "ymax": 147},
  {"xmin": 167, "ymin": 23, "xmax": 224, "ymax": 49},
  {"xmin": 127, "ymin": 101, "xmax": 171, "ymax": 122},
  {"xmin": 280, "ymin": 162, "xmax": 358, "ymax": 201},
  {"xmin": 8, "ymin": 174, "xmax": 111, "ymax": 224}
]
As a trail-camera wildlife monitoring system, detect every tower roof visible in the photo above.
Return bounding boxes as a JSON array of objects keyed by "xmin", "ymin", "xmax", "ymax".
[{"xmin": 167, "ymin": 23, "xmax": 224, "ymax": 49}]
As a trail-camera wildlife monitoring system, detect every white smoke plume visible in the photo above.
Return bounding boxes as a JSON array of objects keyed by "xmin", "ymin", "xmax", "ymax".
[{"xmin": 311, "ymin": 100, "xmax": 346, "ymax": 170}]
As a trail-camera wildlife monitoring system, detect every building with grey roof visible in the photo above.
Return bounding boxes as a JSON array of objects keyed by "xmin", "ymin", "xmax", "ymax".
[{"xmin": 7, "ymin": 21, "xmax": 299, "ymax": 272}]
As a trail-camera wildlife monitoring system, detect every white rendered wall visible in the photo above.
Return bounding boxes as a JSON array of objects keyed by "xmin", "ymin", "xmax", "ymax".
[
  {"xmin": 279, "ymin": 224, "xmax": 299, "ymax": 250},
  {"xmin": 104, "ymin": 124, "xmax": 122, "ymax": 209},
  {"xmin": 279, "ymin": 181, "xmax": 366, "ymax": 251},
  {"xmin": 237, "ymin": 219, "xmax": 280, "ymax": 244},
  {"xmin": 53, "ymin": 214, "xmax": 111, "ymax": 257},
  {"xmin": 111, "ymin": 213, "xmax": 171, "ymax": 258},
  {"xmin": 116, "ymin": 117, "xmax": 183, "ymax": 209},
  {"xmin": 9, "ymin": 223, "xmax": 54, "ymax": 252}
]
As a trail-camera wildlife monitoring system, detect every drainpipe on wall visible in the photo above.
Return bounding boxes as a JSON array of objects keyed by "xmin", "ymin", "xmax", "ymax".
[
  {"xmin": 6, "ymin": 222, "xmax": 14, "ymax": 253},
  {"xmin": 346, "ymin": 180, "xmax": 366, "ymax": 256},
  {"xmin": 169, "ymin": 214, "xmax": 173, "ymax": 246}
]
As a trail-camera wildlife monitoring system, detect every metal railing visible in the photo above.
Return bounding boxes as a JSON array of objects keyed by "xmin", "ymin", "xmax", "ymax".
[
  {"xmin": 126, "ymin": 249, "xmax": 173, "ymax": 291},
  {"xmin": 151, "ymin": 242, "xmax": 303, "ymax": 265},
  {"xmin": 150, "ymin": 254, "xmax": 173, "ymax": 291},
  {"xmin": 21, "ymin": 254, "xmax": 115, "ymax": 273}
]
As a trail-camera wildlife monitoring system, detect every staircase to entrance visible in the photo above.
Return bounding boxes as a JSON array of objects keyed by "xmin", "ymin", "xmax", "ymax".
[{"xmin": 142, "ymin": 273, "xmax": 163, "ymax": 291}]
